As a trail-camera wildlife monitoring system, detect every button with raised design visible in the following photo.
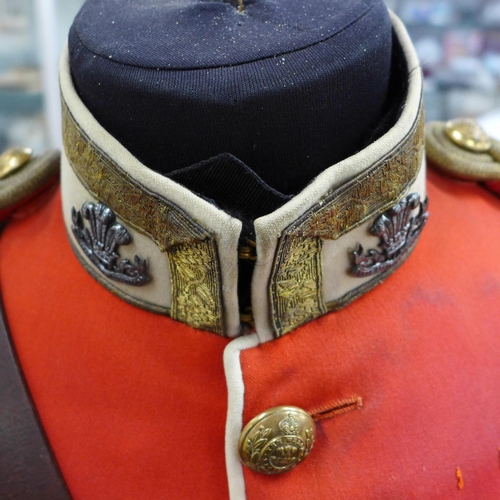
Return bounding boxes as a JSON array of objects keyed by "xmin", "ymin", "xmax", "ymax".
[{"xmin": 238, "ymin": 406, "xmax": 315, "ymax": 475}]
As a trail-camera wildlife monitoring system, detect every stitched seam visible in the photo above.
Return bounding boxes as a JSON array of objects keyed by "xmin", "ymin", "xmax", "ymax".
[{"xmin": 72, "ymin": 4, "xmax": 375, "ymax": 71}]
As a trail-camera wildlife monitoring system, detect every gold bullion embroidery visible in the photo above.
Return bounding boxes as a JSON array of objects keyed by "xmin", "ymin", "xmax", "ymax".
[
  {"xmin": 271, "ymin": 235, "xmax": 325, "ymax": 336},
  {"xmin": 270, "ymin": 107, "xmax": 425, "ymax": 337},
  {"xmin": 62, "ymin": 102, "xmax": 224, "ymax": 335},
  {"xmin": 291, "ymin": 108, "xmax": 425, "ymax": 240},
  {"xmin": 169, "ymin": 239, "xmax": 223, "ymax": 332}
]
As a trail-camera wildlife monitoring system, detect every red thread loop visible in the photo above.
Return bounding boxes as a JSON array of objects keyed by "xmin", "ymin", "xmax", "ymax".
[{"xmin": 309, "ymin": 396, "xmax": 363, "ymax": 422}]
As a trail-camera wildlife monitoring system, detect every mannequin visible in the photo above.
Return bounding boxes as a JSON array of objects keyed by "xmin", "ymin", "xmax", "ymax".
[{"xmin": 0, "ymin": 1, "xmax": 499, "ymax": 499}]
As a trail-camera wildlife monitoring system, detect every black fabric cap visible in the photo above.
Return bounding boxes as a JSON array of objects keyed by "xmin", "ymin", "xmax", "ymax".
[{"xmin": 68, "ymin": 0, "xmax": 393, "ymax": 197}]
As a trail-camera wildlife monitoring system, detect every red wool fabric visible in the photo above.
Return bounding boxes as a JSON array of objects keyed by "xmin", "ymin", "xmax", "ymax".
[
  {"xmin": 241, "ymin": 169, "xmax": 500, "ymax": 499},
  {"xmin": 0, "ymin": 190, "xmax": 230, "ymax": 500},
  {"xmin": 485, "ymin": 180, "xmax": 500, "ymax": 198},
  {"xmin": 0, "ymin": 167, "xmax": 499, "ymax": 499}
]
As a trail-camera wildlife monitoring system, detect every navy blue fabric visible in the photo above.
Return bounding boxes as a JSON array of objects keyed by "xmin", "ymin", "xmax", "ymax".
[
  {"xmin": 169, "ymin": 153, "xmax": 292, "ymax": 231},
  {"xmin": 69, "ymin": 0, "xmax": 393, "ymax": 195},
  {"xmin": 72, "ymin": 0, "xmax": 376, "ymax": 69}
]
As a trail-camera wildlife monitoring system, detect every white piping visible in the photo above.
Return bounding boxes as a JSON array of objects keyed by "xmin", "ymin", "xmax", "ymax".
[{"xmin": 224, "ymin": 333, "xmax": 260, "ymax": 500}]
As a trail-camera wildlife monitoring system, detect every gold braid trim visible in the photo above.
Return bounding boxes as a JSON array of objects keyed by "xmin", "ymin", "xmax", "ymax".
[
  {"xmin": 271, "ymin": 236, "xmax": 325, "ymax": 336},
  {"xmin": 291, "ymin": 108, "xmax": 425, "ymax": 239},
  {"xmin": 169, "ymin": 240, "xmax": 223, "ymax": 332},
  {"xmin": 270, "ymin": 107, "xmax": 425, "ymax": 337},
  {"xmin": 62, "ymin": 101, "xmax": 223, "ymax": 335},
  {"xmin": 426, "ymin": 121, "xmax": 500, "ymax": 182},
  {"xmin": 0, "ymin": 150, "xmax": 59, "ymax": 211}
]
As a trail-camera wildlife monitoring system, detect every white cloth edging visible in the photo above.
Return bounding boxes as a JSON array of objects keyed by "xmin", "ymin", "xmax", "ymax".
[
  {"xmin": 251, "ymin": 11, "xmax": 423, "ymax": 342},
  {"xmin": 224, "ymin": 333, "xmax": 260, "ymax": 500},
  {"xmin": 59, "ymin": 45, "xmax": 243, "ymax": 337}
]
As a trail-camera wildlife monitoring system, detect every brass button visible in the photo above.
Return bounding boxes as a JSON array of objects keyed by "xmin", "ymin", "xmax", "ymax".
[
  {"xmin": 0, "ymin": 147, "xmax": 32, "ymax": 180},
  {"xmin": 445, "ymin": 118, "xmax": 492, "ymax": 153},
  {"xmin": 238, "ymin": 406, "xmax": 316, "ymax": 475}
]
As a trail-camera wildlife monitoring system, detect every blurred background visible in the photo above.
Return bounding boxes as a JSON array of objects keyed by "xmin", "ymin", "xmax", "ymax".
[
  {"xmin": 386, "ymin": 0, "xmax": 500, "ymax": 136},
  {"xmin": 1, "ymin": 0, "xmax": 500, "ymax": 154},
  {"xmin": 0, "ymin": 0, "xmax": 82, "ymax": 153}
]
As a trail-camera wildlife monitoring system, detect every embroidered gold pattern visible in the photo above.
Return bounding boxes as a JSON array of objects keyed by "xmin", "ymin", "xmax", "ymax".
[
  {"xmin": 291, "ymin": 109, "xmax": 425, "ymax": 240},
  {"xmin": 271, "ymin": 236, "xmax": 326, "ymax": 335},
  {"xmin": 169, "ymin": 240, "xmax": 223, "ymax": 332},
  {"xmin": 62, "ymin": 102, "xmax": 224, "ymax": 334},
  {"xmin": 270, "ymin": 107, "xmax": 424, "ymax": 337}
]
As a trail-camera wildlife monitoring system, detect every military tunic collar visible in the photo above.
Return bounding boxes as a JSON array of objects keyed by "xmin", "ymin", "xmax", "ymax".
[{"xmin": 60, "ymin": 12, "xmax": 426, "ymax": 342}]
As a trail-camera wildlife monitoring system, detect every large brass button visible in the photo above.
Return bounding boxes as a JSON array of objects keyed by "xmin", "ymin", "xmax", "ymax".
[
  {"xmin": 445, "ymin": 118, "xmax": 492, "ymax": 153},
  {"xmin": 238, "ymin": 406, "xmax": 315, "ymax": 475},
  {"xmin": 0, "ymin": 147, "xmax": 32, "ymax": 180}
]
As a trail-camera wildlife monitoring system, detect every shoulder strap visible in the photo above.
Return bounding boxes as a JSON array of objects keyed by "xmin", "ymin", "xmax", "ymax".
[{"xmin": 0, "ymin": 287, "xmax": 72, "ymax": 499}]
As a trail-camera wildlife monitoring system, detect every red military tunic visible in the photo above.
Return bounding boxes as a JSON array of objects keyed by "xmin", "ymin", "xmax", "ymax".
[{"xmin": 0, "ymin": 0, "xmax": 499, "ymax": 498}]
